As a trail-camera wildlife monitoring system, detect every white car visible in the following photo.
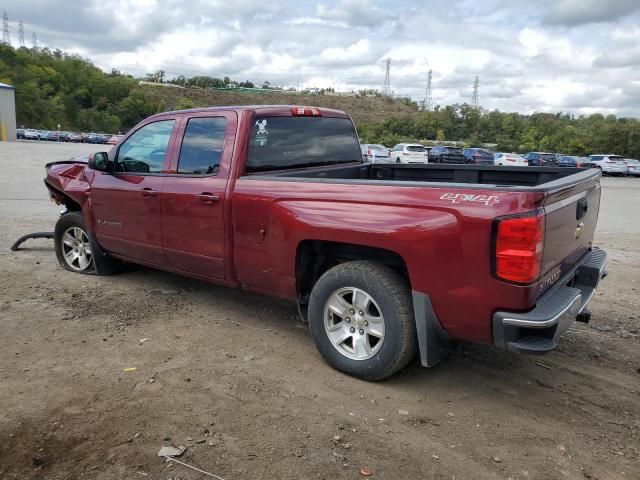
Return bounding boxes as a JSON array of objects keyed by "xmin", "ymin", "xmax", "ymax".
[
  {"xmin": 585, "ymin": 154, "xmax": 628, "ymax": 175},
  {"xmin": 494, "ymin": 152, "xmax": 528, "ymax": 166},
  {"xmin": 390, "ymin": 143, "xmax": 429, "ymax": 164}
]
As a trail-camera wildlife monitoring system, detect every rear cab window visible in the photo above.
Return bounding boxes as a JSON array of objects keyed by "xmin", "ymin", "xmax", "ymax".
[{"xmin": 246, "ymin": 116, "xmax": 362, "ymax": 173}]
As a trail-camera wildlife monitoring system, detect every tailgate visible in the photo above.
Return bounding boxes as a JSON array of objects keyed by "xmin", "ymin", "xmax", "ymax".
[{"xmin": 541, "ymin": 175, "xmax": 601, "ymax": 280}]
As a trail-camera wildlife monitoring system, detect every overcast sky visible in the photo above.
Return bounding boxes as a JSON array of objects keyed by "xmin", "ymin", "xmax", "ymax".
[{"xmin": 5, "ymin": 0, "xmax": 640, "ymax": 116}]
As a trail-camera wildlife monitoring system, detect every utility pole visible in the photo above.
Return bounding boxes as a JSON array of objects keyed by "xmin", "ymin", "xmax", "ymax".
[
  {"xmin": 32, "ymin": 32, "xmax": 38, "ymax": 49},
  {"xmin": 18, "ymin": 21, "xmax": 24, "ymax": 47},
  {"xmin": 382, "ymin": 58, "xmax": 391, "ymax": 97},
  {"xmin": 422, "ymin": 69, "xmax": 433, "ymax": 111},
  {"xmin": 471, "ymin": 76, "xmax": 480, "ymax": 109},
  {"xmin": 2, "ymin": 11, "xmax": 11, "ymax": 46}
]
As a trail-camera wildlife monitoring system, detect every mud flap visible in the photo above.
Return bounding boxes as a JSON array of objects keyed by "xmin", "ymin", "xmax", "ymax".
[{"xmin": 412, "ymin": 291, "xmax": 451, "ymax": 367}]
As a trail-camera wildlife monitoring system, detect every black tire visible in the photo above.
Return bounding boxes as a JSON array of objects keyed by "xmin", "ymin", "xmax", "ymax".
[
  {"xmin": 308, "ymin": 261, "xmax": 417, "ymax": 381},
  {"xmin": 396, "ymin": 157, "xmax": 401, "ymax": 164},
  {"xmin": 54, "ymin": 212, "xmax": 120, "ymax": 275}
]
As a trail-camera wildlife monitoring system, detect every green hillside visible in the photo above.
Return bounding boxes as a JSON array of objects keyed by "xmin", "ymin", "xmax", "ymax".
[{"xmin": 2, "ymin": 44, "xmax": 640, "ymax": 157}]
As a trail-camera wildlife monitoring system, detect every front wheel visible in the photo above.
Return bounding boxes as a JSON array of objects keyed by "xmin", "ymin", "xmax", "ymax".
[
  {"xmin": 55, "ymin": 212, "xmax": 95, "ymax": 273},
  {"xmin": 308, "ymin": 261, "xmax": 417, "ymax": 380}
]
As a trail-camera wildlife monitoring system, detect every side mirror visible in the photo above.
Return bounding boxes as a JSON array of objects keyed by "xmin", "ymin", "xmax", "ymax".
[{"xmin": 88, "ymin": 152, "xmax": 110, "ymax": 172}]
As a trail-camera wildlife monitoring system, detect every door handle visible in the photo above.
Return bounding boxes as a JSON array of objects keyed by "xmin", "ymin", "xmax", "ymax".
[
  {"xmin": 141, "ymin": 188, "xmax": 158, "ymax": 197},
  {"xmin": 197, "ymin": 193, "xmax": 221, "ymax": 204}
]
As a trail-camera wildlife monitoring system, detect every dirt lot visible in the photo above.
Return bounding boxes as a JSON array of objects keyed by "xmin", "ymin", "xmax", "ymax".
[{"xmin": 0, "ymin": 141, "xmax": 638, "ymax": 480}]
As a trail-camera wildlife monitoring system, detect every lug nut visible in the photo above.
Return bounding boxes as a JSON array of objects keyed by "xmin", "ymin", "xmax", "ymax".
[
  {"xmin": 359, "ymin": 329, "xmax": 365, "ymax": 335},
  {"xmin": 359, "ymin": 311, "xmax": 363, "ymax": 316},
  {"xmin": 345, "ymin": 317, "xmax": 350, "ymax": 322},
  {"xmin": 350, "ymin": 327, "xmax": 355, "ymax": 333},
  {"xmin": 364, "ymin": 321, "xmax": 369, "ymax": 326},
  {"xmin": 350, "ymin": 309, "xmax": 355, "ymax": 314}
]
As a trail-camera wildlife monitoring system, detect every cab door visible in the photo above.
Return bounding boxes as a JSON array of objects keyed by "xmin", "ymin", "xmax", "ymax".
[
  {"xmin": 90, "ymin": 117, "xmax": 178, "ymax": 265},
  {"xmin": 160, "ymin": 111, "xmax": 237, "ymax": 279}
]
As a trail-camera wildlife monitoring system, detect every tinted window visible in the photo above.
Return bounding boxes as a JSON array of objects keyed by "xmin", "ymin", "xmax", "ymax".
[
  {"xmin": 406, "ymin": 146, "xmax": 426, "ymax": 152},
  {"xmin": 247, "ymin": 116, "xmax": 361, "ymax": 173},
  {"xmin": 446, "ymin": 147, "xmax": 463, "ymax": 154},
  {"xmin": 117, "ymin": 120, "xmax": 175, "ymax": 173},
  {"xmin": 177, "ymin": 117, "xmax": 227, "ymax": 175},
  {"xmin": 588, "ymin": 155, "xmax": 604, "ymax": 161},
  {"xmin": 609, "ymin": 156, "xmax": 625, "ymax": 161}
]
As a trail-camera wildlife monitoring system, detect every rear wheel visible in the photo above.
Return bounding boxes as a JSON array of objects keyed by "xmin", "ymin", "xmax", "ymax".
[{"xmin": 308, "ymin": 261, "xmax": 417, "ymax": 380}]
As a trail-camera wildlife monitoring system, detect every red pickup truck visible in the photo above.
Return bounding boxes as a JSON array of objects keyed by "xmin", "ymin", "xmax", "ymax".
[{"xmin": 44, "ymin": 105, "xmax": 607, "ymax": 380}]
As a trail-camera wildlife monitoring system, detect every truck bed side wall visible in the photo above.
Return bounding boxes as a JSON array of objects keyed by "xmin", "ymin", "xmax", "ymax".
[{"xmin": 231, "ymin": 179, "xmax": 546, "ymax": 344}]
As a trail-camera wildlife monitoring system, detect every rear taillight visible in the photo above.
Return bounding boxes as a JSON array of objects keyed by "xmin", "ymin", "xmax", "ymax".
[
  {"xmin": 367, "ymin": 149, "xmax": 372, "ymax": 156},
  {"xmin": 494, "ymin": 213, "xmax": 545, "ymax": 284}
]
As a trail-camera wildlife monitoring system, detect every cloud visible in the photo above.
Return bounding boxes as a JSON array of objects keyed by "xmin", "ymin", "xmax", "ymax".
[
  {"xmin": 3, "ymin": 0, "xmax": 640, "ymax": 117},
  {"xmin": 541, "ymin": 0, "xmax": 640, "ymax": 26}
]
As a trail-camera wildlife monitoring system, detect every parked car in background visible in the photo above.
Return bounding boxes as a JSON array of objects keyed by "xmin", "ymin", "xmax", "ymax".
[
  {"xmin": 16, "ymin": 128, "xmax": 25, "ymax": 139},
  {"xmin": 428, "ymin": 146, "xmax": 466, "ymax": 164},
  {"xmin": 83, "ymin": 133, "xmax": 107, "ymax": 144},
  {"xmin": 626, "ymin": 159, "xmax": 640, "ymax": 177},
  {"xmin": 361, "ymin": 144, "xmax": 390, "ymax": 163},
  {"xmin": 557, "ymin": 155, "xmax": 585, "ymax": 167},
  {"xmin": 37, "ymin": 130, "xmax": 48, "ymax": 140},
  {"xmin": 390, "ymin": 143, "xmax": 429, "ymax": 164},
  {"xmin": 494, "ymin": 152, "xmax": 528, "ymax": 166},
  {"xmin": 58, "ymin": 131, "xmax": 71, "ymax": 142},
  {"xmin": 522, "ymin": 152, "xmax": 557, "ymax": 166},
  {"xmin": 463, "ymin": 148, "xmax": 494, "ymax": 165},
  {"xmin": 585, "ymin": 154, "xmax": 627, "ymax": 175},
  {"xmin": 68, "ymin": 132, "xmax": 83, "ymax": 143},
  {"xmin": 43, "ymin": 131, "xmax": 60, "ymax": 141},
  {"xmin": 23, "ymin": 129, "xmax": 40, "ymax": 140}
]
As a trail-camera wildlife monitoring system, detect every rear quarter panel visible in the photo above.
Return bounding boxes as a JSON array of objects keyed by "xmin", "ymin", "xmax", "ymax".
[{"xmin": 231, "ymin": 179, "xmax": 546, "ymax": 344}]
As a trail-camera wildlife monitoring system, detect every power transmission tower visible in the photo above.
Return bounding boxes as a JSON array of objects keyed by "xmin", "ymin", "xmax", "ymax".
[
  {"xmin": 471, "ymin": 76, "xmax": 480, "ymax": 108},
  {"xmin": 2, "ymin": 11, "xmax": 11, "ymax": 46},
  {"xmin": 32, "ymin": 32, "xmax": 38, "ymax": 49},
  {"xmin": 382, "ymin": 58, "xmax": 391, "ymax": 97},
  {"xmin": 18, "ymin": 21, "xmax": 24, "ymax": 47},
  {"xmin": 421, "ymin": 69, "xmax": 433, "ymax": 111}
]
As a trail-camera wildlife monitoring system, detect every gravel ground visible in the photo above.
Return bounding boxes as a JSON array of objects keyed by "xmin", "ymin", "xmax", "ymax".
[{"xmin": 0, "ymin": 140, "xmax": 638, "ymax": 480}]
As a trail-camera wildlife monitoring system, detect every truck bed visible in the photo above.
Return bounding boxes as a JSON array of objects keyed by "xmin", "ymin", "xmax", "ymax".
[{"xmin": 258, "ymin": 163, "xmax": 594, "ymax": 190}]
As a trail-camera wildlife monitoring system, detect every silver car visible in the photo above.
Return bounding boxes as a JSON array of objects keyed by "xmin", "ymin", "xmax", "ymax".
[
  {"xmin": 626, "ymin": 159, "xmax": 640, "ymax": 177},
  {"xmin": 361, "ymin": 144, "xmax": 390, "ymax": 163}
]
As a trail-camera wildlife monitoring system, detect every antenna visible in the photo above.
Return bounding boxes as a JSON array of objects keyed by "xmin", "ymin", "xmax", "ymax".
[
  {"xmin": 471, "ymin": 76, "xmax": 480, "ymax": 108},
  {"xmin": 32, "ymin": 32, "xmax": 38, "ymax": 49},
  {"xmin": 2, "ymin": 11, "xmax": 11, "ymax": 46},
  {"xmin": 422, "ymin": 69, "xmax": 433, "ymax": 111},
  {"xmin": 382, "ymin": 58, "xmax": 391, "ymax": 97},
  {"xmin": 18, "ymin": 21, "xmax": 24, "ymax": 47}
]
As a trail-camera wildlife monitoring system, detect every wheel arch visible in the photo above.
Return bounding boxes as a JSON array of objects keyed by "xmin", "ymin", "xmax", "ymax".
[{"xmin": 295, "ymin": 240, "xmax": 410, "ymax": 321}]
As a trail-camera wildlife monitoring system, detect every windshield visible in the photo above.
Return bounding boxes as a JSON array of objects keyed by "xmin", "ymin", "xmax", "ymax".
[
  {"xmin": 247, "ymin": 116, "xmax": 361, "ymax": 173},
  {"xmin": 609, "ymin": 156, "xmax": 625, "ymax": 162},
  {"xmin": 369, "ymin": 144, "xmax": 387, "ymax": 151}
]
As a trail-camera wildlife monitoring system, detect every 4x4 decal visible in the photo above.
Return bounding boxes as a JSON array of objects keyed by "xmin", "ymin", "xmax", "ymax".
[{"xmin": 440, "ymin": 193, "xmax": 500, "ymax": 207}]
